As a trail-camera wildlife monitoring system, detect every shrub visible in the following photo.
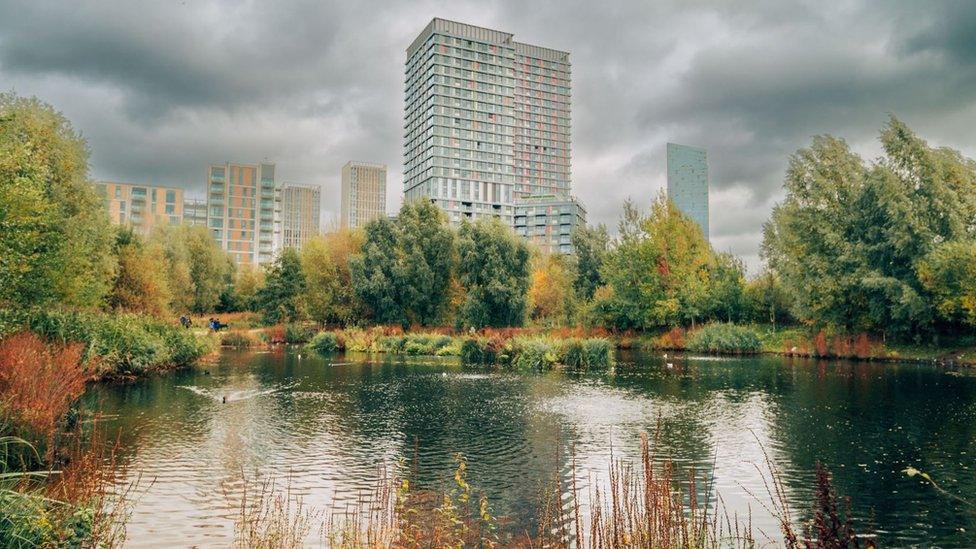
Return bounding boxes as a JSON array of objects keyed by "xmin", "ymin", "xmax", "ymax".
[
  {"xmin": 284, "ymin": 323, "xmax": 315, "ymax": 345},
  {"xmin": 686, "ymin": 323, "xmax": 762, "ymax": 354},
  {"xmin": 380, "ymin": 335, "xmax": 406, "ymax": 354},
  {"xmin": 651, "ymin": 327, "xmax": 686, "ymax": 350},
  {"xmin": 459, "ymin": 338, "xmax": 485, "ymax": 365},
  {"xmin": 221, "ymin": 331, "xmax": 260, "ymax": 349},
  {"xmin": 308, "ymin": 332, "xmax": 342, "ymax": 354},
  {"xmin": 263, "ymin": 325, "xmax": 286, "ymax": 345},
  {"xmin": 583, "ymin": 338, "xmax": 613, "ymax": 368},
  {"xmin": 0, "ymin": 309, "xmax": 209, "ymax": 376},
  {"xmin": 509, "ymin": 339, "xmax": 557, "ymax": 371},
  {"xmin": 559, "ymin": 339, "xmax": 586, "ymax": 369},
  {"xmin": 0, "ymin": 333, "xmax": 87, "ymax": 444}
]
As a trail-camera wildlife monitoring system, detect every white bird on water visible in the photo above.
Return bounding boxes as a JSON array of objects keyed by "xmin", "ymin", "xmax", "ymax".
[{"xmin": 666, "ymin": 363, "xmax": 674, "ymax": 369}]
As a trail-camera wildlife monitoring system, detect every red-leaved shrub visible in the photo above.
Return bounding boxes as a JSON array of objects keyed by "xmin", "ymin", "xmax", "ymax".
[{"xmin": 0, "ymin": 332, "xmax": 88, "ymax": 441}]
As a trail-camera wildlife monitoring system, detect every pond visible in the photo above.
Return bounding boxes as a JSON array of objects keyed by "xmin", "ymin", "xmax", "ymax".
[{"xmin": 82, "ymin": 349, "xmax": 976, "ymax": 547}]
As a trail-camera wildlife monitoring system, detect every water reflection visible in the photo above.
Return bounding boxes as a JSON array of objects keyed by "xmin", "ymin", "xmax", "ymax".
[{"xmin": 82, "ymin": 349, "xmax": 976, "ymax": 547}]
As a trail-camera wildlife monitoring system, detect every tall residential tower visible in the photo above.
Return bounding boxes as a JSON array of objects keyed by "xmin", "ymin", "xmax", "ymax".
[
  {"xmin": 666, "ymin": 143, "xmax": 709, "ymax": 239},
  {"xmin": 281, "ymin": 183, "xmax": 321, "ymax": 249},
  {"xmin": 404, "ymin": 18, "xmax": 571, "ymax": 226},
  {"xmin": 206, "ymin": 162, "xmax": 281, "ymax": 267},
  {"xmin": 340, "ymin": 161, "xmax": 387, "ymax": 229}
]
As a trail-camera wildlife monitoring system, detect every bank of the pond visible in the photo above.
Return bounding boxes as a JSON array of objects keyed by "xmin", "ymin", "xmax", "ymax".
[
  {"xmin": 0, "ymin": 309, "xmax": 216, "ymax": 380},
  {"xmin": 212, "ymin": 320, "xmax": 976, "ymax": 369}
]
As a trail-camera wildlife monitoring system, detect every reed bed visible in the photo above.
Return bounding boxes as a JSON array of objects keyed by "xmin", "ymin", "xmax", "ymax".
[
  {"xmin": 231, "ymin": 433, "xmax": 872, "ymax": 548},
  {"xmin": 304, "ymin": 327, "xmax": 615, "ymax": 370}
]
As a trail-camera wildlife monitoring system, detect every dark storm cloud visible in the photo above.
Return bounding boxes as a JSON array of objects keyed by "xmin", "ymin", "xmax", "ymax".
[{"xmin": 1, "ymin": 0, "xmax": 974, "ymax": 268}]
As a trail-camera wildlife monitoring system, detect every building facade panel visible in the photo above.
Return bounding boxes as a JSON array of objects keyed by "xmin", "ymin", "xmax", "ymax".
[
  {"xmin": 95, "ymin": 181, "xmax": 184, "ymax": 235},
  {"xmin": 340, "ymin": 161, "xmax": 387, "ymax": 229},
  {"xmin": 282, "ymin": 183, "xmax": 321, "ymax": 248},
  {"xmin": 206, "ymin": 162, "xmax": 280, "ymax": 267},
  {"xmin": 406, "ymin": 18, "xmax": 574, "ymax": 227},
  {"xmin": 666, "ymin": 143, "xmax": 709, "ymax": 239},
  {"xmin": 513, "ymin": 194, "xmax": 586, "ymax": 255}
]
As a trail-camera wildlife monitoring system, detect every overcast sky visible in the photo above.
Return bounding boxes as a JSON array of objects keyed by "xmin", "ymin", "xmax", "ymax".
[{"xmin": 1, "ymin": 0, "xmax": 974, "ymax": 270}]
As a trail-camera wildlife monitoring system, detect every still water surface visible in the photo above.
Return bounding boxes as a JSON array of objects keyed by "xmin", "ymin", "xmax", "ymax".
[{"xmin": 83, "ymin": 349, "xmax": 976, "ymax": 547}]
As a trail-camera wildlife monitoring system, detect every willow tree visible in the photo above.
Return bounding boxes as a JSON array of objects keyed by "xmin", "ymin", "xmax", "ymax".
[
  {"xmin": 763, "ymin": 116, "xmax": 976, "ymax": 336},
  {"xmin": 456, "ymin": 218, "xmax": 530, "ymax": 329}
]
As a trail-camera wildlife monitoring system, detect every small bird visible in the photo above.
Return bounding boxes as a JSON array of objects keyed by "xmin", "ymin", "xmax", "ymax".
[
  {"xmin": 663, "ymin": 353, "xmax": 668, "ymax": 359},
  {"xmin": 297, "ymin": 354, "xmax": 302, "ymax": 360},
  {"xmin": 666, "ymin": 363, "xmax": 674, "ymax": 369},
  {"xmin": 222, "ymin": 395, "xmax": 227, "ymax": 403}
]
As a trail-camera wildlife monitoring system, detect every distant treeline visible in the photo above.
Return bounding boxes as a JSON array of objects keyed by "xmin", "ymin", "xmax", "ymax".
[{"xmin": 4, "ymin": 92, "xmax": 976, "ymax": 340}]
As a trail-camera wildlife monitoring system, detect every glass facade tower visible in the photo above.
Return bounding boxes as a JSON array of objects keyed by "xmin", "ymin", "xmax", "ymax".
[
  {"xmin": 666, "ymin": 143, "xmax": 709, "ymax": 239},
  {"xmin": 404, "ymin": 18, "xmax": 570, "ymax": 226}
]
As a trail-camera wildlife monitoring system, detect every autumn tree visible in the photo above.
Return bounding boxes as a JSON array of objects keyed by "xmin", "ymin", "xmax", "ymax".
[
  {"xmin": 303, "ymin": 228, "xmax": 364, "ymax": 325},
  {"xmin": 527, "ymin": 253, "xmax": 577, "ymax": 326},
  {"xmin": 0, "ymin": 93, "xmax": 115, "ymax": 308},
  {"xmin": 108, "ymin": 228, "xmax": 172, "ymax": 316}
]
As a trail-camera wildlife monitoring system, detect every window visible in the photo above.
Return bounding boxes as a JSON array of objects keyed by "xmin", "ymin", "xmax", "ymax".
[{"xmin": 166, "ymin": 190, "xmax": 176, "ymax": 203}]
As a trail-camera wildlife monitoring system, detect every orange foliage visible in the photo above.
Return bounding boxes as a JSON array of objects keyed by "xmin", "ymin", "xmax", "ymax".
[
  {"xmin": 0, "ymin": 332, "xmax": 88, "ymax": 440},
  {"xmin": 813, "ymin": 331, "xmax": 829, "ymax": 357},
  {"xmin": 652, "ymin": 327, "xmax": 686, "ymax": 350}
]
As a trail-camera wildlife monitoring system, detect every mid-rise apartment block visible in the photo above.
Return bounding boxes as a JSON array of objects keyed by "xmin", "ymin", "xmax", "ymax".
[
  {"xmin": 206, "ymin": 162, "xmax": 280, "ymax": 267},
  {"xmin": 282, "ymin": 183, "xmax": 321, "ymax": 249},
  {"xmin": 95, "ymin": 181, "xmax": 184, "ymax": 235},
  {"xmin": 404, "ymin": 18, "xmax": 571, "ymax": 226},
  {"xmin": 666, "ymin": 143, "xmax": 709, "ymax": 239},
  {"xmin": 513, "ymin": 195, "xmax": 586, "ymax": 255},
  {"xmin": 340, "ymin": 161, "xmax": 387, "ymax": 229},
  {"xmin": 182, "ymin": 199, "xmax": 208, "ymax": 227}
]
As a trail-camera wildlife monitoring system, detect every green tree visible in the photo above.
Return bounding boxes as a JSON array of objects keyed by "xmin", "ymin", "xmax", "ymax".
[
  {"xmin": 108, "ymin": 228, "xmax": 172, "ymax": 316},
  {"xmin": 303, "ymin": 229, "xmax": 364, "ymax": 326},
  {"xmin": 350, "ymin": 201, "xmax": 455, "ymax": 327},
  {"xmin": 0, "ymin": 93, "xmax": 115, "ymax": 308},
  {"xmin": 350, "ymin": 217, "xmax": 406, "ymax": 326},
  {"xmin": 763, "ymin": 116, "xmax": 976, "ymax": 336},
  {"xmin": 184, "ymin": 226, "xmax": 233, "ymax": 314},
  {"xmin": 743, "ymin": 269, "xmax": 793, "ymax": 327},
  {"xmin": 589, "ymin": 196, "xmax": 740, "ymax": 330},
  {"xmin": 256, "ymin": 247, "xmax": 307, "ymax": 325},
  {"xmin": 396, "ymin": 201, "xmax": 455, "ymax": 326},
  {"xmin": 457, "ymin": 218, "xmax": 530, "ymax": 328},
  {"xmin": 705, "ymin": 252, "xmax": 746, "ymax": 323},
  {"xmin": 571, "ymin": 224, "xmax": 610, "ymax": 301},
  {"xmin": 918, "ymin": 240, "xmax": 976, "ymax": 327}
]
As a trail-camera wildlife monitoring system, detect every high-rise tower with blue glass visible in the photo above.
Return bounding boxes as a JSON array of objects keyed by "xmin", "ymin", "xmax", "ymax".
[{"xmin": 666, "ymin": 143, "xmax": 709, "ymax": 239}]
